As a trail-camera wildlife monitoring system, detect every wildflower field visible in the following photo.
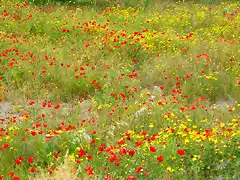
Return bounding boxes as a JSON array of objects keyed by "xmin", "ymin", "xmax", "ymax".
[{"xmin": 0, "ymin": 0, "xmax": 240, "ymax": 179}]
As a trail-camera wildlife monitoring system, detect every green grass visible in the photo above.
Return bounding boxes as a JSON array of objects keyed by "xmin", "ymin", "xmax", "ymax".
[{"xmin": 0, "ymin": 0, "xmax": 240, "ymax": 179}]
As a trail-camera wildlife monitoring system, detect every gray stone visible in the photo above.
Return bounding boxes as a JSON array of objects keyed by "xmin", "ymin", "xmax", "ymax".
[{"xmin": 0, "ymin": 102, "xmax": 13, "ymax": 118}]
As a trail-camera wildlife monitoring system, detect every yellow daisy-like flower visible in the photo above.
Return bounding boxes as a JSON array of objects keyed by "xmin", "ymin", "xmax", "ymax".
[
  {"xmin": 69, "ymin": 154, "xmax": 75, "ymax": 161},
  {"xmin": 149, "ymin": 123, "xmax": 154, "ymax": 128},
  {"xmin": 167, "ymin": 167, "xmax": 175, "ymax": 172}
]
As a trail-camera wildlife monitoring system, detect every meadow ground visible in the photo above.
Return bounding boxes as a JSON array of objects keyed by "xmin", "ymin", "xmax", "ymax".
[{"xmin": 0, "ymin": 0, "xmax": 240, "ymax": 179}]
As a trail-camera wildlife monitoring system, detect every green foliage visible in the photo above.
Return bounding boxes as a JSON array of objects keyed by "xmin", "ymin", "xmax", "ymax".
[{"xmin": 26, "ymin": 0, "xmax": 240, "ymax": 6}]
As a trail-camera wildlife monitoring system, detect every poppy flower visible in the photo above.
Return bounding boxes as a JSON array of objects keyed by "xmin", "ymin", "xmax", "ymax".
[
  {"xmin": 150, "ymin": 146, "xmax": 157, "ymax": 153},
  {"xmin": 31, "ymin": 131, "xmax": 37, "ymax": 136},
  {"xmin": 92, "ymin": 80, "xmax": 96, "ymax": 84},
  {"xmin": 18, "ymin": 156, "xmax": 24, "ymax": 160},
  {"xmin": 42, "ymin": 102, "xmax": 47, "ymax": 108},
  {"xmin": 90, "ymin": 139, "xmax": 96, "ymax": 144},
  {"xmin": 120, "ymin": 147, "xmax": 127, "ymax": 155},
  {"xmin": 133, "ymin": 58, "xmax": 137, "ymax": 64},
  {"xmin": 135, "ymin": 141, "xmax": 143, "ymax": 146},
  {"xmin": 104, "ymin": 173, "xmax": 114, "ymax": 180},
  {"xmin": 54, "ymin": 104, "xmax": 60, "ymax": 109},
  {"xmin": 12, "ymin": 177, "xmax": 20, "ymax": 180},
  {"xmin": 128, "ymin": 149, "xmax": 136, "ymax": 157},
  {"xmin": 85, "ymin": 166, "xmax": 94, "ymax": 176},
  {"xmin": 87, "ymin": 156, "xmax": 92, "ymax": 160},
  {"xmin": 136, "ymin": 166, "xmax": 143, "ymax": 173},
  {"xmin": 15, "ymin": 159, "xmax": 21, "ymax": 165},
  {"xmin": 27, "ymin": 157, "xmax": 34, "ymax": 163},
  {"xmin": 78, "ymin": 148, "xmax": 86, "ymax": 158},
  {"xmin": 156, "ymin": 156, "xmax": 164, "ymax": 162},
  {"xmin": 29, "ymin": 167, "xmax": 35, "ymax": 173},
  {"xmin": 177, "ymin": 149, "xmax": 185, "ymax": 156},
  {"xmin": 29, "ymin": 101, "xmax": 35, "ymax": 105},
  {"xmin": 48, "ymin": 169, "xmax": 53, "ymax": 175},
  {"xmin": 109, "ymin": 154, "xmax": 117, "ymax": 162},
  {"xmin": 127, "ymin": 176, "xmax": 137, "ymax": 180},
  {"xmin": 114, "ymin": 162, "xmax": 120, "ymax": 166}
]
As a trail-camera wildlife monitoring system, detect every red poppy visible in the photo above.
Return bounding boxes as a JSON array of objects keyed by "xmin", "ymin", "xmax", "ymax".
[
  {"xmin": 29, "ymin": 167, "xmax": 35, "ymax": 173},
  {"xmin": 90, "ymin": 139, "xmax": 96, "ymax": 144},
  {"xmin": 150, "ymin": 146, "xmax": 157, "ymax": 153},
  {"xmin": 12, "ymin": 177, "xmax": 20, "ymax": 180},
  {"xmin": 92, "ymin": 80, "xmax": 96, "ymax": 84},
  {"xmin": 118, "ymin": 138, "xmax": 126, "ymax": 145},
  {"xmin": 29, "ymin": 101, "xmax": 35, "ymax": 105},
  {"xmin": 156, "ymin": 156, "xmax": 164, "ymax": 162},
  {"xmin": 127, "ymin": 176, "xmax": 137, "ymax": 180},
  {"xmin": 27, "ymin": 157, "xmax": 33, "ymax": 163},
  {"xmin": 114, "ymin": 162, "xmax": 120, "ymax": 166},
  {"xmin": 128, "ymin": 149, "xmax": 136, "ymax": 157},
  {"xmin": 87, "ymin": 156, "xmax": 92, "ymax": 160},
  {"xmin": 133, "ymin": 58, "xmax": 137, "ymax": 64},
  {"xmin": 205, "ymin": 129, "xmax": 211, "ymax": 138},
  {"xmin": 158, "ymin": 101, "xmax": 164, "ymax": 106},
  {"xmin": 30, "ymin": 131, "xmax": 37, "ymax": 136},
  {"xmin": 109, "ymin": 154, "xmax": 117, "ymax": 162},
  {"xmin": 98, "ymin": 143, "xmax": 106, "ymax": 152},
  {"xmin": 104, "ymin": 173, "xmax": 114, "ymax": 180},
  {"xmin": 177, "ymin": 149, "xmax": 185, "ymax": 156},
  {"xmin": 85, "ymin": 166, "xmax": 94, "ymax": 176},
  {"xmin": 48, "ymin": 101, "xmax": 52, "ymax": 108},
  {"xmin": 120, "ymin": 147, "xmax": 127, "ymax": 155},
  {"xmin": 15, "ymin": 159, "xmax": 21, "ymax": 165},
  {"xmin": 78, "ymin": 148, "xmax": 86, "ymax": 158},
  {"xmin": 48, "ymin": 169, "xmax": 53, "ymax": 175},
  {"xmin": 135, "ymin": 141, "xmax": 143, "ymax": 146},
  {"xmin": 54, "ymin": 104, "xmax": 60, "ymax": 109},
  {"xmin": 136, "ymin": 166, "xmax": 143, "ymax": 173},
  {"xmin": 42, "ymin": 101, "xmax": 47, "ymax": 108},
  {"xmin": 18, "ymin": 156, "xmax": 24, "ymax": 160}
]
